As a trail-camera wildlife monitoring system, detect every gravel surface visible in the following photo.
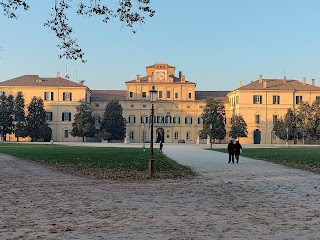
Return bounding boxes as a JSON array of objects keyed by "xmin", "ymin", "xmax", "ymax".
[{"xmin": 1, "ymin": 143, "xmax": 320, "ymax": 240}]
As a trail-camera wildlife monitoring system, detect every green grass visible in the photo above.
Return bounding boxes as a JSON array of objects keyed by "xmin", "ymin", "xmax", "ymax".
[
  {"xmin": 0, "ymin": 143, "xmax": 194, "ymax": 179},
  {"xmin": 212, "ymin": 147, "xmax": 320, "ymax": 173}
]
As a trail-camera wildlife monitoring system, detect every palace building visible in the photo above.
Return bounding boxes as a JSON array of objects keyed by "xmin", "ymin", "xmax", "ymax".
[{"xmin": 1, "ymin": 63, "xmax": 320, "ymax": 144}]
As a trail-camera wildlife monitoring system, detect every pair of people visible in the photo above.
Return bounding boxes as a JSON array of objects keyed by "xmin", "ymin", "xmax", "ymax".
[{"xmin": 227, "ymin": 140, "xmax": 242, "ymax": 163}]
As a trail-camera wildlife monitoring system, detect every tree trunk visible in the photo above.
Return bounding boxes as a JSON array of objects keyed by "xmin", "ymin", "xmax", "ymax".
[{"xmin": 82, "ymin": 136, "xmax": 85, "ymax": 142}]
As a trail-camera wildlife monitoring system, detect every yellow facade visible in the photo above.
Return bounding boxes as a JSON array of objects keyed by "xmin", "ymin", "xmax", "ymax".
[
  {"xmin": 228, "ymin": 76, "xmax": 320, "ymax": 144},
  {"xmin": 2, "ymin": 65, "xmax": 320, "ymax": 144}
]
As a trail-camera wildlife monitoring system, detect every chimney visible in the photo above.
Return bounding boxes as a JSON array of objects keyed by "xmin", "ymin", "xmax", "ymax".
[
  {"xmin": 136, "ymin": 74, "xmax": 140, "ymax": 82},
  {"xmin": 179, "ymin": 71, "xmax": 182, "ymax": 79},
  {"xmin": 302, "ymin": 77, "xmax": 306, "ymax": 85},
  {"xmin": 239, "ymin": 81, "xmax": 243, "ymax": 88},
  {"xmin": 263, "ymin": 80, "xmax": 267, "ymax": 89},
  {"xmin": 283, "ymin": 75, "xmax": 286, "ymax": 83},
  {"xmin": 312, "ymin": 78, "xmax": 315, "ymax": 86},
  {"xmin": 57, "ymin": 72, "xmax": 60, "ymax": 78},
  {"xmin": 181, "ymin": 75, "xmax": 186, "ymax": 83},
  {"xmin": 259, "ymin": 75, "xmax": 263, "ymax": 83}
]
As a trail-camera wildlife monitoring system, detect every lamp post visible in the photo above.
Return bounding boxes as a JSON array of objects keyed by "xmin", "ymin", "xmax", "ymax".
[
  {"xmin": 148, "ymin": 85, "xmax": 157, "ymax": 178},
  {"xmin": 286, "ymin": 127, "xmax": 289, "ymax": 147},
  {"xmin": 0, "ymin": 126, "xmax": 3, "ymax": 142},
  {"xmin": 210, "ymin": 123, "xmax": 213, "ymax": 149}
]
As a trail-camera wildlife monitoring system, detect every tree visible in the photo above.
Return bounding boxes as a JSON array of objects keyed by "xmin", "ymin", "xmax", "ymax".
[
  {"xmin": 201, "ymin": 97, "xmax": 226, "ymax": 141},
  {"xmin": 273, "ymin": 108, "xmax": 297, "ymax": 145},
  {"xmin": 13, "ymin": 92, "xmax": 28, "ymax": 141},
  {"xmin": 296, "ymin": 102, "xmax": 313, "ymax": 144},
  {"xmin": 229, "ymin": 115, "xmax": 248, "ymax": 140},
  {"xmin": 1, "ymin": 0, "xmax": 155, "ymax": 62},
  {"xmin": 26, "ymin": 97, "xmax": 52, "ymax": 141},
  {"xmin": 70, "ymin": 100, "xmax": 95, "ymax": 142},
  {"xmin": 99, "ymin": 98, "xmax": 126, "ymax": 141},
  {"xmin": 0, "ymin": 94, "xmax": 14, "ymax": 141}
]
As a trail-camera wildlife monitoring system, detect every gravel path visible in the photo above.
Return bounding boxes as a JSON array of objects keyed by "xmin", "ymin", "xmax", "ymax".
[{"xmin": 1, "ymin": 143, "xmax": 320, "ymax": 240}]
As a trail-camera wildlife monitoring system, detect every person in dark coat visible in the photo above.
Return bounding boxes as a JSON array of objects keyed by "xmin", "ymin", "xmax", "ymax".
[
  {"xmin": 159, "ymin": 140, "xmax": 163, "ymax": 153},
  {"xmin": 227, "ymin": 140, "xmax": 235, "ymax": 163},
  {"xmin": 234, "ymin": 140, "xmax": 242, "ymax": 163}
]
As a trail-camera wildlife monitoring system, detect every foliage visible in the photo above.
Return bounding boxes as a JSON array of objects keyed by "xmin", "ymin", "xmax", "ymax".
[
  {"xmin": 26, "ymin": 97, "xmax": 51, "ymax": 141},
  {"xmin": 273, "ymin": 108, "xmax": 296, "ymax": 141},
  {"xmin": 95, "ymin": 129, "xmax": 112, "ymax": 141},
  {"xmin": 1, "ymin": 0, "xmax": 155, "ymax": 62},
  {"xmin": 13, "ymin": 92, "xmax": 28, "ymax": 141},
  {"xmin": 0, "ymin": 144, "xmax": 194, "ymax": 179},
  {"xmin": 296, "ymin": 102, "xmax": 314, "ymax": 143},
  {"xmin": 0, "ymin": 94, "xmax": 15, "ymax": 140},
  {"xmin": 70, "ymin": 100, "xmax": 96, "ymax": 142},
  {"xmin": 201, "ymin": 97, "xmax": 226, "ymax": 140},
  {"xmin": 229, "ymin": 115, "xmax": 248, "ymax": 139},
  {"xmin": 212, "ymin": 147, "xmax": 320, "ymax": 174},
  {"xmin": 100, "ymin": 98, "xmax": 126, "ymax": 141}
]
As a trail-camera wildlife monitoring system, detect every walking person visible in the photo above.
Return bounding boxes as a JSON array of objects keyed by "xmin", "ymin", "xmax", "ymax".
[
  {"xmin": 159, "ymin": 140, "xmax": 163, "ymax": 153},
  {"xmin": 234, "ymin": 140, "xmax": 242, "ymax": 163},
  {"xmin": 227, "ymin": 140, "xmax": 235, "ymax": 163}
]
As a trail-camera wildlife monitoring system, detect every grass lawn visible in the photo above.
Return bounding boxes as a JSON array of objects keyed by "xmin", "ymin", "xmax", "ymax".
[
  {"xmin": 212, "ymin": 147, "xmax": 320, "ymax": 174},
  {"xmin": 0, "ymin": 143, "xmax": 194, "ymax": 179}
]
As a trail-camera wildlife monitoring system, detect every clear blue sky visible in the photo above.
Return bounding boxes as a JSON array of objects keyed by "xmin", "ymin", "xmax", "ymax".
[{"xmin": 1, "ymin": 0, "xmax": 320, "ymax": 91}]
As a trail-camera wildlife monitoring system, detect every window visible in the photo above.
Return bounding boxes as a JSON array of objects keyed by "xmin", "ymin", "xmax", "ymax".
[
  {"xmin": 157, "ymin": 116, "xmax": 165, "ymax": 124},
  {"xmin": 165, "ymin": 115, "xmax": 172, "ymax": 124},
  {"xmin": 253, "ymin": 95, "xmax": 262, "ymax": 104},
  {"xmin": 142, "ymin": 131, "xmax": 146, "ymax": 142},
  {"xmin": 46, "ymin": 112, "xmax": 52, "ymax": 121},
  {"xmin": 199, "ymin": 105, "xmax": 203, "ymax": 109},
  {"xmin": 128, "ymin": 115, "xmax": 136, "ymax": 124},
  {"xmin": 185, "ymin": 117, "xmax": 192, "ymax": 124},
  {"xmin": 186, "ymin": 131, "xmax": 191, "ymax": 140},
  {"xmin": 64, "ymin": 130, "xmax": 69, "ymax": 138},
  {"xmin": 198, "ymin": 117, "xmax": 203, "ymax": 124},
  {"xmin": 174, "ymin": 105, "xmax": 179, "ymax": 109},
  {"xmin": 129, "ymin": 131, "xmax": 134, "ymax": 140},
  {"xmin": 316, "ymin": 96, "xmax": 320, "ymax": 101},
  {"xmin": 273, "ymin": 95, "xmax": 280, "ymax": 104},
  {"xmin": 296, "ymin": 96, "xmax": 303, "ymax": 104},
  {"xmin": 159, "ymin": 91, "xmax": 163, "ymax": 98},
  {"xmin": 255, "ymin": 114, "xmax": 260, "ymax": 124},
  {"xmin": 175, "ymin": 92, "xmax": 178, "ymax": 99},
  {"xmin": 142, "ymin": 104, "xmax": 147, "ymax": 108},
  {"xmin": 272, "ymin": 115, "xmax": 278, "ymax": 124},
  {"xmin": 188, "ymin": 93, "xmax": 192, "ymax": 99},
  {"xmin": 17, "ymin": 91, "xmax": 22, "ymax": 96},
  {"xmin": 94, "ymin": 115, "xmax": 101, "ymax": 124},
  {"xmin": 141, "ymin": 116, "xmax": 148, "ymax": 124},
  {"xmin": 129, "ymin": 92, "xmax": 133, "ymax": 98},
  {"xmin": 142, "ymin": 92, "xmax": 146, "ymax": 98},
  {"xmin": 272, "ymin": 131, "xmax": 277, "ymax": 140},
  {"xmin": 0, "ymin": 91, "xmax": 5, "ymax": 96},
  {"xmin": 173, "ymin": 117, "xmax": 180, "ymax": 124},
  {"xmin": 62, "ymin": 112, "xmax": 71, "ymax": 121},
  {"xmin": 44, "ymin": 91, "xmax": 54, "ymax": 101},
  {"xmin": 174, "ymin": 132, "xmax": 179, "ymax": 140},
  {"xmin": 187, "ymin": 105, "xmax": 191, "ymax": 109},
  {"xmin": 167, "ymin": 91, "xmax": 171, "ymax": 98},
  {"xmin": 63, "ymin": 92, "xmax": 72, "ymax": 101},
  {"xmin": 95, "ymin": 103, "xmax": 100, "ymax": 107},
  {"xmin": 130, "ymin": 105, "xmax": 134, "ymax": 108}
]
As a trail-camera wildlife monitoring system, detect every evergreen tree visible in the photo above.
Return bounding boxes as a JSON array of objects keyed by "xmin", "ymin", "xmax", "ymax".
[
  {"xmin": 0, "ymin": 94, "xmax": 15, "ymax": 141},
  {"xmin": 70, "ymin": 100, "xmax": 95, "ymax": 142},
  {"xmin": 26, "ymin": 97, "xmax": 52, "ymax": 141},
  {"xmin": 13, "ymin": 92, "xmax": 28, "ymax": 141},
  {"xmin": 296, "ymin": 102, "xmax": 313, "ymax": 143},
  {"xmin": 229, "ymin": 115, "xmax": 248, "ymax": 140},
  {"xmin": 201, "ymin": 97, "xmax": 226, "ymax": 141},
  {"xmin": 99, "ymin": 99, "xmax": 126, "ymax": 141}
]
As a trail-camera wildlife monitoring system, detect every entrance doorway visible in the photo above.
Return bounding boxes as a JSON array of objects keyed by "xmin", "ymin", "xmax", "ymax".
[
  {"xmin": 254, "ymin": 129, "xmax": 261, "ymax": 144},
  {"xmin": 156, "ymin": 128, "xmax": 164, "ymax": 143}
]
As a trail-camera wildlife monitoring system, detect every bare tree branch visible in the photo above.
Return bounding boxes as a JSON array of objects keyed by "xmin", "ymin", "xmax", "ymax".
[{"xmin": 0, "ymin": 0, "xmax": 155, "ymax": 63}]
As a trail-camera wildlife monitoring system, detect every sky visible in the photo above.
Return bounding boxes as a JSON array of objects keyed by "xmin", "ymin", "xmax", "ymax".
[{"xmin": 1, "ymin": 0, "xmax": 320, "ymax": 91}]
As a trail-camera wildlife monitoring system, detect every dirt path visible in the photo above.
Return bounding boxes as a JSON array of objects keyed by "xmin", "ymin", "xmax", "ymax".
[{"xmin": 1, "ymin": 144, "xmax": 320, "ymax": 240}]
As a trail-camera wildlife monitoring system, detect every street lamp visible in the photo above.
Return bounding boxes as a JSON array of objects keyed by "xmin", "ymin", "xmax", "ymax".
[
  {"xmin": 210, "ymin": 123, "xmax": 213, "ymax": 149},
  {"xmin": 286, "ymin": 127, "xmax": 289, "ymax": 147},
  {"xmin": 148, "ymin": 85, "xmax": 158, "ymax": 178}
]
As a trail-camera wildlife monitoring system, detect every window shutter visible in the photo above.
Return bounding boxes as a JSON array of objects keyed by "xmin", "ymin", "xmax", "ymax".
[
  {"xmin": 146, "ymin": 116, "xmax": 148, "ymax": 123},
  {"xmin": 50, "ymin": 112, "xmax": 52, "ymax": 121},
  {"xmin": 253, "ymin": 95, "xmax": 255, "ymax": 103},
  {"xmin": 63, "ymin": 92, "xmax": 66, "ymax": 101},
  {"xmin": 141, "ymin": 117, "xmax": 143, "ymax": 123},
  {"xmin": 70, "ymin": 93, "xmax": 72, "ymax": 101},
  {"xmin": 185, "ymin": 118, "xmax": 187, "ymax": 124},
  {"xmin": 190, "ymin": 118, "xmax": 193, "ymax": 124},
  {"xmin": 68, "ymin": 112, "xmax": 71, "ymax": 121},
  {"xmin": 51, "ymin": 92, "xmax": 54, "ymax": 101},
  {"xmin": 134, "ymin": 117, "xmax": 136, "ymax": 123},
  {"xmin": 62, "ymin": 113, "xmax": 64, "ymax": 121},
  {"xmin": 44, "ymin": 92, "xmax": 47, "ymax": 101},
  {"xmin": 260, "ymin": 95, "xmax": 262, "ymax": 104},
  {"xmin": 179, "ymin": 118, "xmax": 180, "ymax": 124}
]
